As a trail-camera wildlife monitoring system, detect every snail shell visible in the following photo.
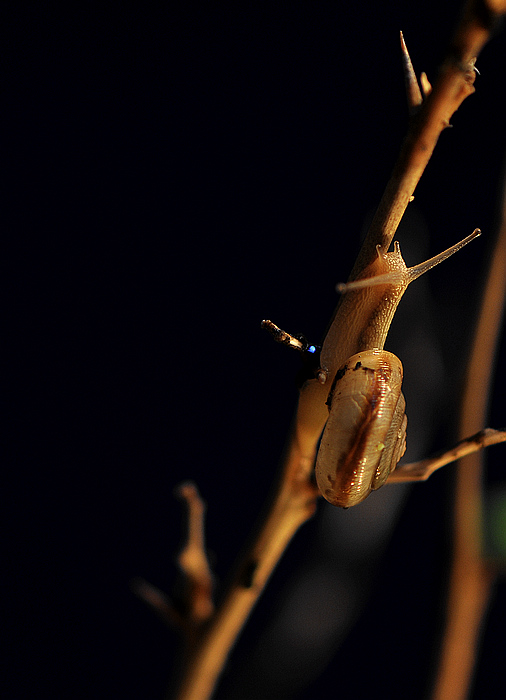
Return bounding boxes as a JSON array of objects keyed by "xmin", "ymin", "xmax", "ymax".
[{"xmin": 315, "ymin": 349, "xmax": 407, "ymax": 507}]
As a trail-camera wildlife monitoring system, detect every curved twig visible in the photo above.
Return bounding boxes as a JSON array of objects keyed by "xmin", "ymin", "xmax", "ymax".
[{"xmin": 389, "ymin": 428, "xmax": 506, "ymax": 482}]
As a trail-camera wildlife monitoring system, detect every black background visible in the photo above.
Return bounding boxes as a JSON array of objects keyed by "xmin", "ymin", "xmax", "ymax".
[{"xmin": 5, "ymin": 2, "xmax": 506, "ymax": 699}]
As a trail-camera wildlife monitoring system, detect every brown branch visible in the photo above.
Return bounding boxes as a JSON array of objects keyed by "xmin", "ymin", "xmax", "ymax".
[
  {"xmin": 170, "ymin": 465, "xmax": 319, "ymax": 700},
  {"xmin": 260, "ymin": 319, "xmax": 307, "ymax": 353},
  {"xmin": 175, "ymin": 482, "xmax": 214, "ymax": 626},
  {"xmin": 388, "ymin": 428, "xmax": 506, "ymax": 482},
  {"xmin": 168, "ymin": 3, "xmax": 506, "ymax": 698},
  {"xmin": 431, "ymin": 162, "xmax": 506, "ymax": 699},
  {"xmin": 131, "ymin": 483, "xmax": 215, "ymax": 633}
]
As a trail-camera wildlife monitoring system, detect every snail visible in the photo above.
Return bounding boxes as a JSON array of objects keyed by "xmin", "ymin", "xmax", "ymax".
[{"xmin": 315, "ymin": 228, "xmax": 480, "ymax": 507}]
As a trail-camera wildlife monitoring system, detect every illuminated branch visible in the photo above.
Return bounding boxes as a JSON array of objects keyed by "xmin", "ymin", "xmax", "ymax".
[{"xmin": 162, "ymin": 3, "xmax": 506, "ymax": 698}]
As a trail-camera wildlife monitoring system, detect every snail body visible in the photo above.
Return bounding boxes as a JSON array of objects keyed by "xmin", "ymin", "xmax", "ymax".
[{"xmin": 315, "ymin": 229, "xmax": 480, "ymax": 507}]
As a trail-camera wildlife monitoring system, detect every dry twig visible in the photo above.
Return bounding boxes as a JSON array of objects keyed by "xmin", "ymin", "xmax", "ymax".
[
  {"xmin": 175, "ymin": 483, "xmax": 214, "ymax": 626},
  {"xmin": 389, "ymin": 428, "xmax": 506, "ymax": 482},
  {"xmin": 160, "ymin": 2, "xmax": 506, "ymax": 698},
  {"xmin": 431, "ymin": 157, "xmax": 506, "ymax": 700}
]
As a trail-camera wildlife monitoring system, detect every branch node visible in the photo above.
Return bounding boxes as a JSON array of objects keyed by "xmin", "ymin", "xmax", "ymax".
[{"xmin": 420, "ymin": 71, "xmax": 432, "ymax": 97}]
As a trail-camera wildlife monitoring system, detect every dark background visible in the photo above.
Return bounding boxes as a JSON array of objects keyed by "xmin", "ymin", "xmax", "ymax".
[{"xmin": 5, "ymin": 2, "xmax": 506, "ymax": 699}]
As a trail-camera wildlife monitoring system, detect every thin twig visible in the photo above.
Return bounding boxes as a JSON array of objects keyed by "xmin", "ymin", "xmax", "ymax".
[
  {"xmin": 389, "ymin": 428, "xmax": 506, "ymax": 482},
  {"xmin": 131, "ymin": 577, "xmax": 185, "ymax": 629},
  {"xmin": 170, "ymin": 452, "xmax": 320, "ymax": 700},
  {"xmin": 175, "ymin": 482, "xmax": 214, "ymax": 625},
  {"xmin": 431, "ymin": 165, "xmax": 506, "ymax": 699},
  {"xmin": 131, "ymin": 483, "xmax": 215, "ymax": 631},
  {"xmin": 260, "ymin": 319, "xmax": 307, "ymax": 353}
]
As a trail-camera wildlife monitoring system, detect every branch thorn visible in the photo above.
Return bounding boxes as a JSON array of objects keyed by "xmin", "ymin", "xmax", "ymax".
[{"xmin": 400, "ymin": 31, "xmax": 423, "ymax": 113}]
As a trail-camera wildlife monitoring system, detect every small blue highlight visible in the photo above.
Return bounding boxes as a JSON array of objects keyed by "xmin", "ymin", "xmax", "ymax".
[{"xmin": 307, "ymin": 345, "xmax": 316, "ymax": 354}]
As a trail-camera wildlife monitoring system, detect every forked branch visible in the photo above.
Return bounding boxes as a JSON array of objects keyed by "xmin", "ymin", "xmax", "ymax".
[{"xmin": 166, "ymin": 2, "xmax": 506, "ymax": 698}]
